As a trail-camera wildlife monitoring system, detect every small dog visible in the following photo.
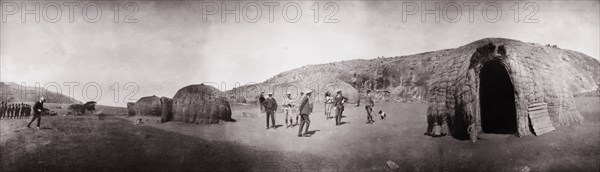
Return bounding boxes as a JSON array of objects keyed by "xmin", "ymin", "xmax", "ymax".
[
  {"xmin": 134, "ymin": 118, "xmax": 144, "ymax": 125},
  {"xmin": 378, "ymin": 110, "xmax": 387, "ymax": 120}
]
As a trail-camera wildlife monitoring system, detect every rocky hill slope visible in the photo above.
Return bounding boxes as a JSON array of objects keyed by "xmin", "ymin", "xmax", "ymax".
[
  {"xmin": 225, "ymin": 38, "xmax": 599, "ymax": 104},
  {"xmin": 0, "ymin": 82, "xmax": 81, "ymax": 103}
]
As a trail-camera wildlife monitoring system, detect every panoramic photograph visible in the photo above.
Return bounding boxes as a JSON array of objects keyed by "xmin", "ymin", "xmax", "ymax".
[{"xmin": 1, "ymin": 0, "xmax": 599, "ymax": 171}]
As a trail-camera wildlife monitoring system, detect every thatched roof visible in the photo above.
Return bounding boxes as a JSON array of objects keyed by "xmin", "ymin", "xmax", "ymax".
[
  {"xmin": 423, "ymin": 38, "xmax": 598, "ymax": 141},
  {"xmin": 135, "ymin": 95, "xmax": 161, "ymax": 116},
  {"xmin": 171, "ymin": 84, "xmax": 233, "ymax": 124}
]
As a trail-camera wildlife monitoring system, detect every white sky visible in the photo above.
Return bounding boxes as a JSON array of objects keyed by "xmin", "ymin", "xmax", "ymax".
[{"xmin": 1, "ymin": 0, "xmax": 598, "ymax": 107}]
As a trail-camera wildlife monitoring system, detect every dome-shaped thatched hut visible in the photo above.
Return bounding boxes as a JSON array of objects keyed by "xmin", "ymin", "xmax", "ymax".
[
  {"xmin": 126, "ymin": 102, "xmax": 136, "ymax": 116},
  {"xmin": 171, "ymin": 84, "xmax": 233, "ymax": 124},
  {"xmin": 135, "ymin": 95, "xmax": 162, "ymax": 116},
  {"xmin": 425, "ymin": 38, "xmax": 598, "ymax": 141}
]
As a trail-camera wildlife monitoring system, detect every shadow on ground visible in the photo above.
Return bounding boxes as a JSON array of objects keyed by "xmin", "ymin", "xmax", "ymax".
[{"xmin": 0, "ymin": 116, "xmax": 333, "ymax": 171}]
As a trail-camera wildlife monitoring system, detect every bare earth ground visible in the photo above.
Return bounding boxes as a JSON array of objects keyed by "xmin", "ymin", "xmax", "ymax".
[{"xmin": 1, "ymin": 97, "xmax": 599, "ymax": 171}]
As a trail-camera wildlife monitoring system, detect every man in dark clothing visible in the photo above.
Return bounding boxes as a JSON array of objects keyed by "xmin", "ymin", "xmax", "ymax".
[
  {"xmin": 15, "ymin": 104, "xmax": 21, "ymax": 119},
  {"xmin": 334, "ymin": 90, "xmax": 348, "ymax": 126},
  {"xmin": 298, "ymin": 90, "xmax": 313, "ymax": 137},
  {"xmin": 25, "ymin": 105, "xmax": 31, "ymax": 117},
  {"xmin": 364, "ymin": 90, "xmax": 375, "ymax": 124},
  {"xmin": 263, "ymin": 93, "xmax": 278, "ymax": 129},
  {"xmin": 0, "ymin": 102, "xmax": 5, "ymax": 119},
  {"xmin": 20, "ymin": 103, "xmax": 26, "ymax": 118},
  {"xmin": 28, "ymin": 97, "xmax": 45, "ymax": 129},
  {"xmin": 8, "ymin": 104, "xmax": 14, "ymax": 119},
  {"xmin": 258, "ymin": 91, "xmax": 266, "ymax": 113}
]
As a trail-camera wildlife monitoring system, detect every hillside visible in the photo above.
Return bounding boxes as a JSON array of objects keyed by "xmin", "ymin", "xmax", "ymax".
[
  {"xmin": 225, "ymin": 38, "xmax": 600, "ymax": 103},
  {"xmin": 0, "ymin": 82, "xmax": 81, "ymax": 103}
]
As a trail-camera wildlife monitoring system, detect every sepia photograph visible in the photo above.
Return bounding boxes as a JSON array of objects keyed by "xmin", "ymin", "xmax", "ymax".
[{"xmin": 1, "ymin": 0, "xmax": 599, "ymax": 171}]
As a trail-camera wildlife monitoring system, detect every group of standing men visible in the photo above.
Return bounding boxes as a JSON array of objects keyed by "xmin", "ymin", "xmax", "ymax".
[
  {"xmin": 0, "ymin": 102, "xmax": 32, "ymax": 119},
  {"xmin": 259, "ymin": 89, "xmax": 354, "ymax": 137},
  {"xmin": 259, "ymin": 90, "xmax": 315, "ymax": 137}
]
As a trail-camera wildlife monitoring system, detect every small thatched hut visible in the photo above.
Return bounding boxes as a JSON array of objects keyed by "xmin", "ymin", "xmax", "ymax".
[
  {"xmin": 126, "ymin": 102, "xmax": 136, "ymax": 116},
  {"xmin": 134, "ymin": 95, "xmax": 162, "ymax": 116},
  {"xmin": 425, "ymin": 38, "xmax": 598, "ymax": 141},
  {"xmin": 171, "ymin": 84, "xmax": 233, "ymax": 124}
]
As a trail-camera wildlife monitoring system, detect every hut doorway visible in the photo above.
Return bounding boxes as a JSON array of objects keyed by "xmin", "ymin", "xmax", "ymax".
[{"xmin": 479, "ymin": 60, "xmax": 517, "ymax": 134}]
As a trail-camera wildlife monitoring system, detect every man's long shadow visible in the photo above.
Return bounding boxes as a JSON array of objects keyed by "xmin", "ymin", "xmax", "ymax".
[{"xmin": 7, "ymin": 116, "xmax": 331, "ymax": 171}]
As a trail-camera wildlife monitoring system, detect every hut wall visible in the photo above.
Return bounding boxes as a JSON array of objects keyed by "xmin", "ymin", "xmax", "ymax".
[
  {"xmin": 425, "ymin": 40, "xmax": 586, "ymax": 140},
  {"xmin": 135, "ymin": 96, "xmax": 162, "ymax": 116},
  {"xmin": 171, "ymin": 84, "xmax": 233, "ymax": 124}
]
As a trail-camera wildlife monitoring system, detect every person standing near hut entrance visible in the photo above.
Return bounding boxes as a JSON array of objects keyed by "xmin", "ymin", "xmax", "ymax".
[
  {"xmin": 283, "ymin": 92, "xmax": 295, "ymax": 128},
  {"xmin": 27, "ymin": 97, "xmax": 45, "ymax": 129},
  {"xmin": 298, "ymin": 90, "xmax": 313, "ymax": 137},
  {"xmin": 334, "ymin": 90, "xmax": 348, "ymax": 126},
  {"xmin": 364, "ymin": 90, "xmax": 375, "ymax": 124},
  {"xmin": 258, "ymin": 91, "xmax": 266, "ymax": 113},
  {"xmin": 263, "ymin": 92, "xmax": 278, "ymax": 129}
]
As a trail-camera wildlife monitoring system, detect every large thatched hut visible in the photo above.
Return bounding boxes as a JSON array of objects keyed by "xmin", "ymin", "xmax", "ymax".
[
  {"xmin": 424, "ymin": 38, "xmax": 598, "ymax": 141},
  {"xmin": 134, "ymin": 95, "xmax": 162, "ymax": 116},
  {"xmin": 171, "ymin": 84, "xmax": 233, "ymax": 124}
]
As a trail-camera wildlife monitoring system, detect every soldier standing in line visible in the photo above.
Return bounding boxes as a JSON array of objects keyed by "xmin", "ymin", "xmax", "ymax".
[
  {"xmin": 263, "ymin": 92, "xmax": 278, "ymax": 129},
  {"xmin": 364, "ymin": 90, "xmax": 375, "ymax": 124},
  {"xmin": 334, "ymin": 90, "xmax": 348, "ymax": 126},
  {"xmin": 8, "ymin": 104, "xmax": 14, "ymax": 119},
  {"xmin": 20, "ymin": 103, "xmax": 26, "ymax": 119},
  {"xmin": 0, "ymin": 102, "xmax": 6, "ymax": 119},
  {"xmin": 0, "ymin": 102, "xmax": 5, "ymax": 119},
  {"xmin": 25, "ymin": 105, "xmax": 31, "ymax": 117},
  {"xmin": 15, "ymin": 103, "xmax": 21, "ymax": 119}
]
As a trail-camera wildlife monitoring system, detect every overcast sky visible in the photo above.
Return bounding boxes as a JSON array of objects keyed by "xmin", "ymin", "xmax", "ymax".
[{"xmin": 1, "ymin": 0, "xmax": 598, "ymax": 107}]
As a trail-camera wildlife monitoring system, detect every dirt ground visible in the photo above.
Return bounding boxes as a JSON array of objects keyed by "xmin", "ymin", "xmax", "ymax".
[{"xmin": 1, "ymin": 97, "xmax": 599, "ymax": 171}]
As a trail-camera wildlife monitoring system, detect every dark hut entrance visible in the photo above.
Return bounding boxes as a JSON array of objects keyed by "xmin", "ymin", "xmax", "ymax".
[{"xmin": 479, "ymin": 60, "xmax": 517, "ymax": 134}]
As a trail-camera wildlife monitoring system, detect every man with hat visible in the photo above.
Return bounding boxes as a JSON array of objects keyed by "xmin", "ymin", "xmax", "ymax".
[
  {"xmin": 263, "ymin": 92, "xmax": 278, "ymax": 129},
  {"xmin": 298, "ymin": 89, "xmax": 314, "ymax": 137},
  {"xmin": 28, "ymin": 97, "xmax": 46, "ymax": 129},
  {"xmin": 283, "ymin": 92, "xmax": 295, "ymax": 128},
  {"xmin": 334, "ymin": 89, "xmax": 348, "ymax": 126}
]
